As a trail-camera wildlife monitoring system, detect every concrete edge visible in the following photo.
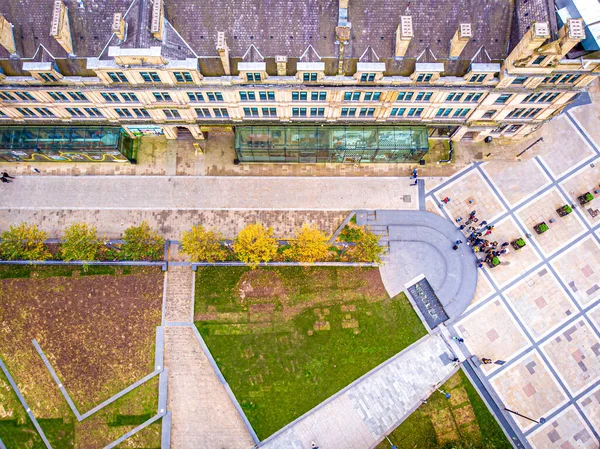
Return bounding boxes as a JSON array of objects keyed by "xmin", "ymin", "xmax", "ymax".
[
  {"xmin": 0, "ymin": 357, "xmax": 54, "ymax": 449},
  {"xmin": 32, "ymin": 339, "xmax": 82, "ymax": 420},
  {"xmin": 103, "ymin": 412, "xmax": 165, "ymax": 449},
  {"xmin": 189, "ymin": 324, "xmax": 260, "ymax": 444},
  {"xmin": 190, "ymin": 268, "xmax": 196, "ymax": 323},
  {"xmin": 0, "ymin": 260, "xmax": 166, "ymax": 267},
  {"xmin": 328, "ymin": 210, "xmax": 357, "ymax": 243},
  {"xmin": 257, "ymin": 333, "xmax": 437, "ymax": 447},
  {"xmin": 462, "ymin": 358, "xmax": 531, "ymax": 449},
  {"xmin": 161, "ymin": 411, "xmax": 172, "ymax": 449},
  {"xmin": 0, "ymin": 436, "xmax": 6, "ymax": 449},
  {"xmin": 161, "ymin": 271, "xmax": 168, "ymax": 326},
  {"xmin": 191, "ymin": 261, "xmax": 378, "ymax": 268}
]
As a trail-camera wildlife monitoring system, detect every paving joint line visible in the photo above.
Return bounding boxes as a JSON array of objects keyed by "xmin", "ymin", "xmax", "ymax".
[
  {"xmin": 566, "ymin": 112, "xmax": 600, "ymax": 156},
  {"xmin": 474, "ymin": 162, "xmax": 600, "ymax": 443}
]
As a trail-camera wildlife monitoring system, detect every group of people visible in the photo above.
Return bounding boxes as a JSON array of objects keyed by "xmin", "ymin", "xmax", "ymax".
[
  {"xmin": 1, "ymin": 171, "xmax": 14, "ymax": 183},
  {"xmin": 455, "ymin": 210, "xmax": 510, "ymax": 268}
]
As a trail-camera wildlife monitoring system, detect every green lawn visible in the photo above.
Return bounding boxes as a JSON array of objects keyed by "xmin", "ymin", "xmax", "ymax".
[
  {"xmin": 194, "ymin": 266, "xmax": 426, "ymax": 439},
  {"xmin": 377, "ymin": 370, "xmax": 512, "ymax": 449}
]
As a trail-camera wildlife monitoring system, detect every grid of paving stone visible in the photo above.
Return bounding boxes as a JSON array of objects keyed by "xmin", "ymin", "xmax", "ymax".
[{"xmin": 425, "ymin": 104, "xmax": 600, "ymax": 448}]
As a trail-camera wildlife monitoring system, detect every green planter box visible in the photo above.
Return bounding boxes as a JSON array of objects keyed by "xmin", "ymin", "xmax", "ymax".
[
  {"xmin": 511, "ymin": 238, "xmax": 526, "ymax": 250},
  {"xmin": 534, "ymin": 222, "xmax": 549, "ymax": 234}
]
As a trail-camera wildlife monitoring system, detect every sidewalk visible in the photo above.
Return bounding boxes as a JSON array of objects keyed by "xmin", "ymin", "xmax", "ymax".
[
  {"xmin": 259, "ymin": 334, "xmax": 457, "ymax": 449},
  {"xmin": 0, "ymin": 175, "xmax": 419, "ymax": 210}
]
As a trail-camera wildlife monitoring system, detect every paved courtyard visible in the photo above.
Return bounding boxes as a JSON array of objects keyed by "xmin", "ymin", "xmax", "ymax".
[{"xmin": 427, "ymin": 102, "xmax": 600, "ymax": 448}]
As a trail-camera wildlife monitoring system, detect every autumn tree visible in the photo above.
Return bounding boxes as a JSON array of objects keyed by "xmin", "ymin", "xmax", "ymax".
[
  {"xmin": 344, "ymin": 227, "xmax": 385, "ymax": 263},
  {"xmin": 60, "ymin": 222, "xmax": 100, "ymax": 261},
  {"xmin": 233, "ymin": 223, "xmax": 278, "ymax": 268},
  {"xmin": 285, "ymin": 224, "xmax": 330, "ymax": 263},
  {"xmin": 180, "ymin": 225, "xmax": 227, "ymax": 262},
  {"xmin": 0, "ymin": 223, "xmax": 51, "ymax": 261},
  {"xmin": 121, "ymin": 221, "xmax": 165, "ymax": 261}
]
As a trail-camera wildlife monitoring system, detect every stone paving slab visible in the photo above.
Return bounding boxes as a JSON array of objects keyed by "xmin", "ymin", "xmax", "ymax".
[
  {"xmin": 528, "ymin": 406, "xmax": 598, "ymax": 449},
  {"xmin": 259, "ymin": 334, "xmax": 457, "ymax": 449},
  {"xmin": 540, "ymin": 320, "xmax": 600, "ymax": 396},
  {"xmin": 482, "ymin": 159, "xmax": 550, "ymax": 207},
  {"xmin": 551, "ymin": 236, "xmax": 600, "ymax": 308},
  {"xmin": 537, "ymin": 115, "xmax": 597, "ymax": 179},
  {"xmin": 490, "ymin": 350, "xmax": 567, "ymax": 432},
  {"xmin": 578, "ymin": 383, "xmax": 600, "ymax": 432},
  {"xmin": 164, "ymin": 326, "xmax": 254, "ymax": 449},
  {"xmin": 0, "ymin": 176, "xmax": 418, "ymax": 211}
]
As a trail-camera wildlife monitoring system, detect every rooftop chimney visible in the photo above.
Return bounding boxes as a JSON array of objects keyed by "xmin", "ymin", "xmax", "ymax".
[
  {"xmin": 449, "ymin": 23, "xmax": 471, "ymax": 59},
  {"xmin": 276, "ymin": 55, "xmax": 288, "ymax": 76},
  {"xmin": 0, "ymin": 15, "xmax": 16, "ymax": 54},
  {"xmin": 506, "ymin": 22, "xmax": 550, "ymax": 67},
  {"xmin": 558, "ymin": 18, "xmax": 585, "ymax": 57},
  {"xmin": 50, "ymin": 0, "xmax": 74, "ymax": 55},
  {"xmin": 111, "ymin": 13, "xmax": 126, "ymax": 41},
  {"xmin": 216, "ymin": 32, "xmax": 231, "ymax": 75},
  {"xmin": 150, "ymin": 0, "xmax": 164, "ymax": 40},
  {"xmin": 395, "ymin": 16, "xmax": 413, "ymax": 58}
]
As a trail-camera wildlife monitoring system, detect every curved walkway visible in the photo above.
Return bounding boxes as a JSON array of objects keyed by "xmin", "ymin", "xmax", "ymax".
[{"xmin": 363, "ymin": 210, "xmax": 478, "ymax": 326}]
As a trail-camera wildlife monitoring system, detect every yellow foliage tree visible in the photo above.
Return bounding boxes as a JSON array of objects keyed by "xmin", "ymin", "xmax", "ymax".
[
  {"xmin": 233, "ymin": 223, "xmax": 278, "ymax": 268},
  {"xmin": 180, "ymin": 225, "xmax": 227, "ymax": 262},
  {"xmin": 285, "ymin": 225, "xmax": 330, "ymax": 263}
]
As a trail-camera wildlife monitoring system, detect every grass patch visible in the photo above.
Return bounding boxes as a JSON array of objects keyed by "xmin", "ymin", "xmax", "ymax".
[
  {"xmin": 194, "ymin": 266, "xmax": 426, "ymax": 439},
  {"xmin": 0, "ymin": 265, "xmax": 163, "ymax": 448},
  {"xmin": 377, "ymin": 370, "xmax": 511, "ymax": 449}
]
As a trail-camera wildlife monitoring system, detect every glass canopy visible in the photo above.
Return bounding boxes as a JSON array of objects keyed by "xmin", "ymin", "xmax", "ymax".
[
  {"xmin": 235, "ymin": 125, "xmax": 429, "ymax": 163},
  {"xmin": 0, "ymin": 126, "xmax": 135, "ymax": 162}
]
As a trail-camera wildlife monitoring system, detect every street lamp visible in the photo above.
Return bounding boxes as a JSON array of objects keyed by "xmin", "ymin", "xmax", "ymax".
[{"xmin": 503, "ymin": 407, "xmax": 546, "ymax": 424}]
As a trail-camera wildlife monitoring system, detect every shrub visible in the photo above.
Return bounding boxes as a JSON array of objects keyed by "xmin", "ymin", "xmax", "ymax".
[
  {"xmin": 339, "ymin": 222, "xmax": 364, "ymax": 242},
  {"xmin": 285, "ymin": 225, "xmax": 331, "ymax": 263},
  {"xmin": 514, "ymin": 238, "xmax": 526, "ymax": 248},
  {"xmin": 561, "ymin": 204, "xmax": 573, "ymax": 214},
  {"xmin": 0, "ymin": 223, "xmax": 51, "ymax": 261},
  {"xmin": 584, "ymin": 192, "xmax": 594, "ymax": 202},
  {"xmin": 180, "ymin": 225, "xmax": 227, "ymax": 262},
  {"xmin": 121, "ymin": 221, "xmax": 165, "ymax": 261},
  {"xmin": 491, "ymin": 256, "xmax": 500, "ymax": 267},
  {"xmin": 536, "ymin": 222, "xmax": 549, "ymax": 233},
  {"xmin": 233, "ymin": 223, "xmax": 278, "ymax": 268},
  {"xmin": 348, "ymin": 228, "xmax": 385, "ymax": 263},
  {"xmin": 60, "ymin": 222, "xmax": 100, "ymax": 261}
]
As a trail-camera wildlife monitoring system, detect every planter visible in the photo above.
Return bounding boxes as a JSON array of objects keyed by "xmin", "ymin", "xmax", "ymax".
[
  {"xmin": 556, "ymin": 205, "xmax": 572, "ymax": 217},
  {"xmin": 486, "ymin": 256, "xmax": 501, "ymax": 268},
  {"xmin": 578, "ymin": 192, "xmax": 594, "ymax": 205},
  {"xmin": 534, "ymin": 222, "xmax": 549, "ymax": 234},
  {"xmin": 511, "ymin": 238, "xmax": 526, "ymax": 250}
]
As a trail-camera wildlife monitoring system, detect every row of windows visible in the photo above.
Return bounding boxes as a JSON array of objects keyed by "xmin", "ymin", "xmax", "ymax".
[
  {"xmin": 506, "ymin": 108, "xmax": 541, "ymax": 119},
  {"xmin": 522, "ymin": 92, "xmax": 560, "ymax": 103},
  {"xmin": 435, "ymin": 108, "xmax": 471, "ymax": 118}
]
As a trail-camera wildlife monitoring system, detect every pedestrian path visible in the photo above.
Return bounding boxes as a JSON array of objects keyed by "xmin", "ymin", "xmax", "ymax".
[
  {"xmin": 162, "ymin": 267, "xmax": 255, "ymax": 449},
  {"xmin": 164, "ymin": 267, "xmax": 194, "ymax": 323},
  {"xmin": 0, "ymin": 176, "xmax": 418, "ymax": 211},
  {"xmin": 259, "ymin": 334, "xmax": 457, "ymax": 449}
]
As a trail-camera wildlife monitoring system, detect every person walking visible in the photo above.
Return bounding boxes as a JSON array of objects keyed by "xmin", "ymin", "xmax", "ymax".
[
  {"xmin": 453, "ymin": 244, "xmax": 459, "ymax": 251},
  {"xmin": 1, "ymin": 176, "xmax": 12, "ymax": 183},
  {"xmin": 481, "ymin": 358, "xmax": 493, "ymax": 365},
  {"xmin": 501, "ymin": 242, "xmax": 509, "ymax": 248},
  {"xmin": 485, "ymin": 229, "xmax": 492, "ymax": 236},
  {"xmin": 455, "ymin": 240, "xmax": 463, "ymax": 245},
  {"xmin": 412, "ymin": 168, "xmax": 418, "ymax": 179},
  {"xmin": 1, "ymin": 172, "xmax": 14, "ymax": 179},
  {"xmin": 31, "ymin": 167, "xmax": 41, "ymax": 174},
  {"xmin": 442, "ymin": 197, "xmax": 451, "ymax": 204}
]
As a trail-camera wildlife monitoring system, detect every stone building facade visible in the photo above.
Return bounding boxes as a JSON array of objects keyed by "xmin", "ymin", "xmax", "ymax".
[{"xmin": 0, "ymin": 0, "xmax": 598, "ymax": 161}]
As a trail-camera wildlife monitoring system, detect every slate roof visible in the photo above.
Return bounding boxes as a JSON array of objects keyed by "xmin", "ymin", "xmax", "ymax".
[{"xmin": 0, "ymin": 0, "xmax": 555, "ymax": 77}]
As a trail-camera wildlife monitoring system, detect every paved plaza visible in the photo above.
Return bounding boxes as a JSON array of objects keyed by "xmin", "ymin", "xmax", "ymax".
[{"xmin": 428, "ymin": 102, "xmax": 600, "ymax": 448}]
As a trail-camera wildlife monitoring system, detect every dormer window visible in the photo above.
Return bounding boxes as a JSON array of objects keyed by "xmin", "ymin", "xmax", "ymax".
[
  {"xmin": 512, "ymin": 76, "xmax": 528, "ymax": 85},
  {"xmin": 22, "ymin": 62, "xmax": 64, "ymax": 84},
  {"xmin": 531, "ymin": 56, "xmax": 546, "ymax": 66},
  {"xmin": 355, "ymin": 63, "xmax": 385, "ymax": 83},
  {"xmin": 297, "ymin": 62, "xmax": 325, "ymax": 83},
  {"xmin": 416, "ymin": 73, "xmax": 432, "ymax": 82},
  {"xmin": 239, "ymin": 62, "xmax": 267, "ymax": 83},
  {"xmin": 412, "ymin": 63, "xmax": 443, "ymax": 84},
  {"xmin": 140, "ymin": 71, "xmax": 161, "ymax": 83}
]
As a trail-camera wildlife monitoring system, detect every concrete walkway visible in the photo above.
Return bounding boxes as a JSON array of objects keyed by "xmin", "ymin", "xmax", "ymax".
[
  {"xmin": 162, "ymin": 267, "xmax": 255, "ymax": 449},
  {"xmin": 259, "ymin": 334, "xmax": 457, "ymax": 449},
  {"xmin": 0, "ymin": 176, "xmax": 418, "ymax": 211}
]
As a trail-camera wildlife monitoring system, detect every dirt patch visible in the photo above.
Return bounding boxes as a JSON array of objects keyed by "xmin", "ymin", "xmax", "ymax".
[
  {"xmin": 353, "ymin": 269, "xmax": 388, "ymax": 299},
  {"xmin": 0, "ymin": 268, "xmax": 163, "ymax": 412},
  {"xmin": 238, "ymin": 270, "xmax": 286, "ymax": 301},
  {"xmin": 453, "ymin": 405, "xmax": 477, "ymax": 427}
]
